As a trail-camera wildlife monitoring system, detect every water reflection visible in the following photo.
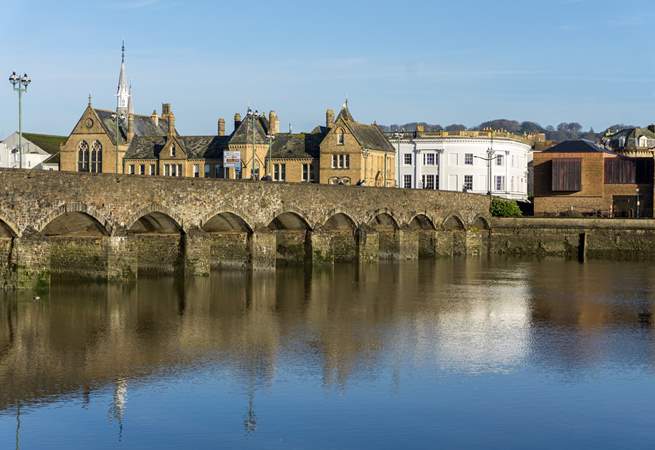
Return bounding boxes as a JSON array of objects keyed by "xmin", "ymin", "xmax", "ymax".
[{"xmin": 1, "ymin": 259, "xmax": 655, "ymax": 448}]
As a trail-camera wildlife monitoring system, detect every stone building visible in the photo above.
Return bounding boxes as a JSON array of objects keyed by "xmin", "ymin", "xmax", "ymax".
[
  {"xmin": 602, "ymin": 126, "xmax": 655, "ymax": 157},
  {"xmin": 533, "ymin": 140, "xmax": 654, "ymax": 217},
  {"xmin": 59, "ymin": 45, "xmax": 395, "ymax": 186}
]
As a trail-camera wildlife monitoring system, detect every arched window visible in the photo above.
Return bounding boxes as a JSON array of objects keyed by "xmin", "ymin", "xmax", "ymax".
[
  {"xmin": 78, "ymin": 141, "xmax": 90, "ymax": 172},
  {"xmin": 336, "ymin": 128, "xmax": 345, "ymax": 145},
  {"xmin": 92, "ymin": 141, "xmax": 103, "ymax": 173}
]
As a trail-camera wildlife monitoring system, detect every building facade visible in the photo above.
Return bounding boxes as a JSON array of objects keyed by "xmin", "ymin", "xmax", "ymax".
[
  {"xmin": 390, "ymin": 128, "xmax": 532, "ymax": 201},
  {"xmin": 0, "ymin": 132, "xmax": 65, "ymax": 170},
  {"xmin": 602, "ymin": 126, "xmax": 655, "ymax": 157},
  {"xmin": 533, "ymin": 140, "xmax": 654, "ymax": 217},
  {"xmin": 59, "ymin": 45, "xmax": 395, "ymax": 187}
]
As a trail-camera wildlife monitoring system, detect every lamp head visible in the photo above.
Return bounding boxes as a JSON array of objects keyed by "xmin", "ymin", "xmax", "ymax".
[{"xmin": 8, "ymin": 72, "xmax": 18, "ymax": 86}]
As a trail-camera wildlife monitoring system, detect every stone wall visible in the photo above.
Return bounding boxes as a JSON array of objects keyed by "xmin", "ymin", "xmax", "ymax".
[{"xmin": 491, "ymin": 218, "xmax": 655, "ymax": 259}]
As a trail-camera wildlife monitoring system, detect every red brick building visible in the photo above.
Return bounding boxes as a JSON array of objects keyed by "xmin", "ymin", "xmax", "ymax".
[{"xmin": 533, "ymin": 140, "xmax": 654, "ymax": 218}]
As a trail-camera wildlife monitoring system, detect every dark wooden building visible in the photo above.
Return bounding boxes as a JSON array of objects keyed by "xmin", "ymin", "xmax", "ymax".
[{"xmin": 534, "ymin": 140, "xmax": 654, "ymax": 218}]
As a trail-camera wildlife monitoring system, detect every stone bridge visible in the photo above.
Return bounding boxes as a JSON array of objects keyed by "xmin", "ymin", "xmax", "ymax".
[{"xmin": 0, "ymin": 170, "xmax": 491, "ymax": 289}]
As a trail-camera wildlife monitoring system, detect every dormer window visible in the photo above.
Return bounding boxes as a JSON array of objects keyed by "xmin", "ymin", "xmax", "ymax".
[
  {"xmin": 638, "ymin": 136, "xmax": 649, "ymax": 148},
  {"xmin": 337, "ymin": 129, "xmax": 345, "ymax": 145},
  {"xmin": 170, "ymin": 144, "xmax": 176, "ymax": 157},
  {"xmin": 618, "ymin": 137, "xmax": 626, "ymax": 148}
]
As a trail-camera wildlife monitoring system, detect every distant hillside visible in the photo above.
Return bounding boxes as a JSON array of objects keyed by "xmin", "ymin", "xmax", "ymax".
[{"xmin": 379, "ymin": 119, "xmax": 625, "ymax": 142}]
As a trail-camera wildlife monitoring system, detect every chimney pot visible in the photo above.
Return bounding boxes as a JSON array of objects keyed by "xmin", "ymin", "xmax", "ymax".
[
  {"xmin": 234, "ymin": 112, "xmax": 242, "ymax": 131},
  {"xmin": 151, "ymin": 110, "xmax": 159, "ymax": 127}
]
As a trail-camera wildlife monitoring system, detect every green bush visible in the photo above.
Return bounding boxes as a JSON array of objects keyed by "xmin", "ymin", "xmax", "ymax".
[{"xmin": 490, "ymin": 198, "xmax": 523, "ymax": 217}]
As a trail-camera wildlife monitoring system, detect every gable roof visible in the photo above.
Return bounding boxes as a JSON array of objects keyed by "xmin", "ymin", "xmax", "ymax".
[
  {"xmin": 229, "ymin": 115, "xmax": 270, "ymax": 145},
  {"xmin": 333, "ymin": 105, "xmax": 394, "ymax": 152},
  {"xmin": 542, "ymin": 139, "xmax": 612, "ymax": 154},
  {"xmin": 21, "ymin": 133, "xmax": 67, "ymax": 155},
  {"xmin": 93, "ymin": 109, "xmax": 173, "ymax": 145}
]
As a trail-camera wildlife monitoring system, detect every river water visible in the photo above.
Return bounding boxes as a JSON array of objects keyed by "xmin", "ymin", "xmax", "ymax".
[{"xmin": 1, "ymin": 259, "xmax": 654, "ymax": 449}]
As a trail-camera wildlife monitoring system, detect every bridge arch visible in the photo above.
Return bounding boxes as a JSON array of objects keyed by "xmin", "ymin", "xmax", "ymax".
[
  {"xmin": 409, "ymin": 214, "xmax": 436, "ymax": 231},
  {"xmin": 202, "ymin": 211, "xmax": 253, "ymax": 268},
  {"xmin": 0, "ymin": 216, "xmax": 19, "ymax": 238},
  {"xmin": 126, "ymin": 206, "xmax": 184, "ymax": 234},
  {"xmin": 470, "ymin": 215, "xmax": 491, "ymax": 230},
  {"xmin": 37, "ymin": 203, "xmax": 112, "ymax": 236},
  {"xmin": 442, "ymin": 214, "xmax": 466, "ymax": 231},
  {"xmin": 323, "ymin": 212, "xmax": 357, "ymax": 231},
  {"xmin": 409, "ymin": 214, "xmax": 437, "ymax": 258},
  {"xmin": 202, "ymin": 211, "xmax": 253, "ymax": 233},
  {"xmin": 322, "ymin": 212, "xmax": 358, "ymax": 262},
  {"xmin": 268, "ymin": 211, "xmax": 312, "ymax": 264},
  {"xmin": 368, "ymin": 211, "xmax": 400, "ymax": 259},
  {"xmin": 127, "ymin": 208, "xmax": 184, "ymax": 275}
]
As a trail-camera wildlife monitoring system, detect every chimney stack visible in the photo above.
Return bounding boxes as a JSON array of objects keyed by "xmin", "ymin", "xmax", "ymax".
[
  {"xmin": 151, "ymin": 110, "xmax": 159, "ymax": 127},
  {"xmin": 269, "ymin": 111, "xmax": 279, "ymax": 135},
  {"xmin": 162, "ymin": 103, "xmax": 171, "ymax": 117},
  {"xmin": 218, "ymin": 118, "xmax": 226, "ymax": 136},
  {"xmin": 234, "ymin": 112, "xmax": 242, "ymax": 131},
  {"xmin": 168, "ymin": 110, "xmax": 175, "ymax": 136},
  {"xmin": 326, "ymin": 109, "xmax": 335, "ymax": 128},
  {"xmin": 127, "ymin": 113, "xmax": 135, "ymax": 142}
]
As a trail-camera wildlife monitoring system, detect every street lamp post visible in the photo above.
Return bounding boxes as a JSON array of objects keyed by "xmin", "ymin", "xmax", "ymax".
[
  {"xmin": 111, "ymin": 111, "xmax": 125, "ymax": 174},
  {"xmin": 473, "ymin": 132, "xmax": 498, "ymax": 196},
  {"xmin": 246, "ymin": 108, "xmax": 260, "ymax": 180},
  {"xmin": 8, "ymin": 72, "xmax": 32, "ymax": 169}
]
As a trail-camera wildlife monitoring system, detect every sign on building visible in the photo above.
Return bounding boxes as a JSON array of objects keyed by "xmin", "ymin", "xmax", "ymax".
[{"xmin": 223, "ymin": 151, "xmax": 241, "ymax": 169}]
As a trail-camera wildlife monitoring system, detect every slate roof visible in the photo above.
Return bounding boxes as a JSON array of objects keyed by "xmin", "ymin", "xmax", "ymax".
[
  {"xmin": 270, "ymin": 133, "xmax": 322, "ymax": 159},
  {"xmin": 542, "ymin": 139, "xmax": 612, "ymax": 154},
  {"xmin": 21, "ymin": 133, "xmax": 67, "ymax": 155},
  {"xmin": 94, "ymin": 109, "xmax": 173, "ymax": 145},
  {"xmin": 332, "ymin": 105, "xmax": 394, "ymax": 152},
  {"xmin": 605, "ymin": 127, "xmax": 655, "ymax": 149},
  {"xmin": 229, "ymin": 115, "xmax": 270, "ymax": 145},
  {"xmin": 125, "ymin": 135, "xmax": 230, "ymax": 160}
]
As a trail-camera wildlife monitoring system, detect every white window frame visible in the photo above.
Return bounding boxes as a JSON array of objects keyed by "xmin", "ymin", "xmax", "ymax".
[
  {"xmin": 404, "ymin": 153, "xmax": 412, "ymax": 165},
  {"xmin": 403, "ymin": 174, "xmax": 412, "ymax": 189},
  {"xmin": 464, "ymin": 153, "xmax": 473, "ymax": 165}
]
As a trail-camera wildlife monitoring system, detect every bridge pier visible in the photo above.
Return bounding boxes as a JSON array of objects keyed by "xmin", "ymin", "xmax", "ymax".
[
  {"xmin": 183, "ymin": 228, "xmax": 212, "ymax": 277},
  {"xmin": 310, "ymin": 230, "xmax": 334, "ymax": 266},
  {"xmin": 356, "ymin": 226, "xmax": 379, "ymax": 263},
  {"xmin": 106, "ymin": 236, "xmax": 138, "ymax": 281},
  {"xmin": 418, "ymin": 230, "xmax": 437, "ymax": 258},
  {"xmin": 249, "ymin": 229, "xmax": 277, "ymax": 271},
  {"xmin": 12, "ymin": 237, "xmax": 51, "ymax": 291},
  {"xmin": 398, "ymin": 228, "xmax": 419, "ymax": 261}
]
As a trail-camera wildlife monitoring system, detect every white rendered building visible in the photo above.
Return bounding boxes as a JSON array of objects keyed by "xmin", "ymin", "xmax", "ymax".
[
  {"xmin": 390, "ymin": 130, "xmax": 533, "ymax": 201},
  {"xmin": 0, "ymin": 132, "xmax": 64, "ymax": 170}
]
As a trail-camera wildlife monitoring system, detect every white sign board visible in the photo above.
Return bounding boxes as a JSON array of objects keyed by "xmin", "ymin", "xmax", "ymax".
[{"xmin": 223, "ymin": 151, "xmax": 242, "ymax": 169}]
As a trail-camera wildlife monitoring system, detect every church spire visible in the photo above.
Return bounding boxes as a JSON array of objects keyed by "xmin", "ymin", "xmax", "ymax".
[{"xmin": 116, "ymin": 41, "xmax": 130, "ymax": 115}]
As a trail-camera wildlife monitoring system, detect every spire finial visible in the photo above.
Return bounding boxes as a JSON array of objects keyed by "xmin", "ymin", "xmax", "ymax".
[
  {"xmin": 121, "ymin": 41, "xmax": 125, "ymax": 63},
  {"xmin": 88, "ymin": 93, "xmax": 92, "ymax": 106}
]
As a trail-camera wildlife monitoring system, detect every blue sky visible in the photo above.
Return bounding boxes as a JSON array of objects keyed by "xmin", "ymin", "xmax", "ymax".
[{"xmin": 1, "ymin": 0, "xmax": 654, "ymax": 137}]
